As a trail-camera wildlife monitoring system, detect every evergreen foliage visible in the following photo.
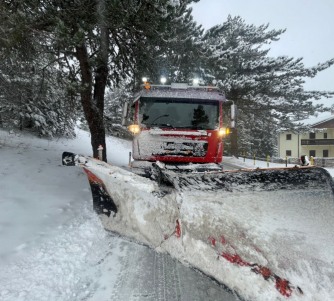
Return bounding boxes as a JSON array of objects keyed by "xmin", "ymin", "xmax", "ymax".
[
  {"xmin": 104, "ymin": 84, "xmax": 133, "ymax": 139},
  {"xmin": 202, "ymin": 16, "xmax": 334, "ymax": 156},
  {"xmin": 0, "ymin": 3, "xmax": 333, "ymax": 158},
  {"xmin": 0, "ymin": 49, "xmax": 77, "ymax": 137},
  {"xmin": 132, "ymin": 0, "xmax": 205, "ymax": 85},
  {"xmin": 1, "ymin": 0, "xmax": 203, "ymax": 160}
]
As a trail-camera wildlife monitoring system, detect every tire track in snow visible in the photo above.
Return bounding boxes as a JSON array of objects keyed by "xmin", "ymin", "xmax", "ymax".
[{"xmin": 92, "ymin": 234, "xmax": 241, "ymax": 301}]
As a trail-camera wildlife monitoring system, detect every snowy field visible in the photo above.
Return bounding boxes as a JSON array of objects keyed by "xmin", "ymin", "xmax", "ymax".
[
  {"xmin": 1, "ymin": 128, "xmax": 333, "ymax": 301},
  {"xmin": 0, "ymin": 129, "xmax": 239, "ymax": 301}
]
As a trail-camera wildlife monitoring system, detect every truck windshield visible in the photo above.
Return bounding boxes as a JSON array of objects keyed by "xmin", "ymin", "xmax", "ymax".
[{"xmin": 139, "ymin": 98, "xmax": 219, "ymax": 130}]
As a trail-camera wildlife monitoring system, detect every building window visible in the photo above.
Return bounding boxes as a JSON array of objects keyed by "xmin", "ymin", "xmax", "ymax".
[
  {"xmin": 323, "ymin": 150, "xmax": 329, "ymax": 157},
  {"xmin": 309, "ymin": 132, "xmax": 315, "ymax": 139},
  {"xmin": 309, "ymin": 150, "xmax": 316, "ymax": 157},
  {"xmin": 324, "ymin": 133, "xmax": 328, "ymax": 139},
  {"xmin": 286, "ymin": 150, "xmax": 292, "ymax": 156},
  {"xmin": 286, "ymin": 134, "xmax": 291, "ymax": 140}
]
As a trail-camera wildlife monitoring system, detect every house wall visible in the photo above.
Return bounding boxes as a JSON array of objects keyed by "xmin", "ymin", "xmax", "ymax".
[
  {"xmin": 279, "ymin": 128, "xmax": 334, "ymax": 158},
  {"xmin": 278, "ymin": 132, "xmax": 299, "ymax": 158},
  {"xmin": 300, "ymin": 129, "xmax": 334, "ymax": 158}
]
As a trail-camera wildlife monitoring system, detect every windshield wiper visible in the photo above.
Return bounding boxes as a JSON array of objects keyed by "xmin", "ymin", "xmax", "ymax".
[
  {"xmin": 177, "ymin": 125, "xmax": 207, "ymax": 130},
  {"xmin": 147, "ymin": 114, "xmax": 175, "ymax": 128},
  {"xmin": 149, "ymin": 123, "xmax": 175, "ymax": 129},
  {"xmin": 151, "ymin": 114, "xmax": 169, "ymax": 124}
]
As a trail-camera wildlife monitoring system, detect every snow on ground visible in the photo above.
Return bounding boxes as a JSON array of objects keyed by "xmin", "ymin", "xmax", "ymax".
[
  {"xmin": 0, "ymin": 129, "xmax": 239, "ymax": 301},
  {"xmin": 224, "ymin": 155, "xmax": 334, "ymax": 178},
  {"xmin": 0, "ymin": 129, "xmax": 132, "ymax": 301},
  {"xmin": 0, "ymin": 128, "xmax": 130, "ymax": 263},
  {"xmin": 1, "ymin": 128, "xmax": 333, "ymax": 301}
]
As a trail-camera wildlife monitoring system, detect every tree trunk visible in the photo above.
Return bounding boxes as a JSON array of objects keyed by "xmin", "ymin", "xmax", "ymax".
[
  {"xmin": 92, "ymin": 0, "xmax": 109, "ymax": 161},
  {"xmin": 76, "ymin": 43, "xmax": 107, "ymax": 162},
  {"xmin": 92, "ymin": 62, "xmax": 108, "ymax": 161},
  {"xmin": 75, "ymin": 0, "xmax": 110, "ymax": 162}
]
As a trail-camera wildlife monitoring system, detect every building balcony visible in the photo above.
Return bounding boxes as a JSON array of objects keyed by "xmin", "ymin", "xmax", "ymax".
[{"xmin": 301, "ymin": 139, "xmax": 334, "ymax": 146}]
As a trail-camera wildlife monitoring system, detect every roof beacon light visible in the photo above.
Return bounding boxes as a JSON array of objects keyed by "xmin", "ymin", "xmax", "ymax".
[
  {"xmin": 160, "ymin": 76, "xmax": 167, "ymax": 84},
  {"xmin": 193, "ymin": 78, "xmax": 200, "ymax": 86},
  {"xmin": 142, "ymin": 77, "xmax": 148, "ymax": 83}
]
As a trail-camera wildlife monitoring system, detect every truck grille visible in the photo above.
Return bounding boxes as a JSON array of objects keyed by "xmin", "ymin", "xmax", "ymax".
[{"xmin": 153, "ymin": 141, "xmax": 208, "ymax": 157}]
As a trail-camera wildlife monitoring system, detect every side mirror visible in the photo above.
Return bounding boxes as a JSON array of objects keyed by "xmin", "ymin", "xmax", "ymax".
[{"xmin": 230, "ymin": 103, "xmax": 237, "ymax": 128}]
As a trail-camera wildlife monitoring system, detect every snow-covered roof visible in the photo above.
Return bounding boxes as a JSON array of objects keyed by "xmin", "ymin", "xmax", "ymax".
[
  {"xmin": 134, "ymin": 84, "xmax": 226, "ymax": 102},
  {"xmin": 311, "ymin": 114, "xmax": 334, "ymax": 128},
  {"xmin": 299, "ymin": 112, "xmax": 334, "ymax": 127}
]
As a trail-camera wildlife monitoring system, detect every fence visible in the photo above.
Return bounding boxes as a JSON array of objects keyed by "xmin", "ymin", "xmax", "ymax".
[
  {"xmin": 312, "ymin": 157, "xmax": 334, "ymax": 167},
  {"xmin": 241, "ymin": 154, "xmax": 334, "ymax": 168}
]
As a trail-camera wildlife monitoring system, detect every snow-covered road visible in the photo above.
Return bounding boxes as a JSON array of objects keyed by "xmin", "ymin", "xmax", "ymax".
[
  {"xmin": 87, "ymin": 234, "xmax": 239, "ymax": 301},
  {"xmin": 0, "ymin": 129, "xmax": 240, "ymax": 301}
]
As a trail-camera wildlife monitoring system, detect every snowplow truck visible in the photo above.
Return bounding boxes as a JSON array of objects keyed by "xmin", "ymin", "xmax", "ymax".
[
  {"xmin": 63, "ymin": 83, "xmax": 334, "ymax": 301},
  {"xmin": 124, "ymin": 82, "xmax": 232, "ymax": 165}
]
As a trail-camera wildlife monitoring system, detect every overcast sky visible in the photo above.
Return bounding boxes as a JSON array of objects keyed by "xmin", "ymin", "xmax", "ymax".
[{"xmin": 191, "ymin": 0, "xmax": 334, "ymax": 107}]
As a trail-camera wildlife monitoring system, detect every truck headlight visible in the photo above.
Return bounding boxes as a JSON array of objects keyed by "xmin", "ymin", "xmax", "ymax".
[
  {"xmin": 128, "ymin": 124, "xmax": 140, "ymax": 135},
  {"xmin": 218, "ymin": 127, "xmax": 230, "ymax": 137}
]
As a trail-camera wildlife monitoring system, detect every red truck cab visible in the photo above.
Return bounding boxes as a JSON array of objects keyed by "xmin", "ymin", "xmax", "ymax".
[{"xmin": 126, "ymin": 83, "xmax": 230, "ymax": 164}]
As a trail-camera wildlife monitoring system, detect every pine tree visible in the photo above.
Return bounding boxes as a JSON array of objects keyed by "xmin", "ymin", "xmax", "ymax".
[
  {"xmin": 202, "ymin": 16, "xmax": 334, "ymax": 157},
  {"xmin": 130, "ymin": 0, "xmax": 205, "ymax": 86},
  {"xmin": 104, "ymin": 83, "xmax": 133, "ymax": 139},
  {"xmin": 1, "ymin": 0, "xmax": 203, "ymax": 161},
  {"xmin": 0, "ymin": 46, "xmax": 76, "ymax": 137}
]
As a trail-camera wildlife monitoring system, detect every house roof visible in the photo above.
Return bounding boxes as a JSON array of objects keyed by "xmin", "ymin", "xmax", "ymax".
[
  {"xmin": 312, "ymin": 114, "xmax": 334, "ymax": 128},
  {"xmin": 300, "ymin": 112, "xmax": 334, "ymax": 128}
]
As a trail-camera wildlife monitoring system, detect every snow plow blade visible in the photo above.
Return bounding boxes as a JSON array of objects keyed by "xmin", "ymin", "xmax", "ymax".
[
  {"xmin": 154, "ymin": 164, "xmax": 334, "ymax": 196},
  {"xmin": 62, "ymin": 152, "xmax": 334, "ymax": 300}
]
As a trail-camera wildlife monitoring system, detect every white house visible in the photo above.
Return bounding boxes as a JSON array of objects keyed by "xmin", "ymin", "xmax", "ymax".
[{"xmin": 278, "ymin": 113, "xmax": 334, "ymax": 159}]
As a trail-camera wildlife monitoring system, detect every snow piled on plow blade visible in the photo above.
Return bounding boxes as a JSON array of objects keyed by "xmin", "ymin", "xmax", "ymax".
[
  {"xmin": 160, "ymin": 166, "xmax": 334, "ymax": 193},
  {"xmin": 82, "ymin": 158, "xmax": 334, "ymax": 301}
]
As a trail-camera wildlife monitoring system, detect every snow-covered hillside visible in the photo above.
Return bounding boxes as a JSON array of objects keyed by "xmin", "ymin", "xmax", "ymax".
[
  {"xmin": 0, "ymin": 129, "xmax": 127, "ymax": 300},
  {"xmin": 0, "ymin": 129, "xmax": 131, "ymax": 262}
]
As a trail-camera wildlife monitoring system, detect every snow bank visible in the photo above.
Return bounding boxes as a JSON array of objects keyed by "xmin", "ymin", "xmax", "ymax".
[
  {"xmin": 0, "ymin": 128, "xmax": 131, "ymax": 262},
  {"xmin": 0, "ymin": 128, "xmax": 132, "ymax": 301}
]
